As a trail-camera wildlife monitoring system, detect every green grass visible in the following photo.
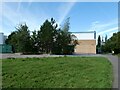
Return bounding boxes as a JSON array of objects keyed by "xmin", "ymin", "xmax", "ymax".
[{"xmin": 2, "ymin": 57, "xmax": 112, "ymax": 88}]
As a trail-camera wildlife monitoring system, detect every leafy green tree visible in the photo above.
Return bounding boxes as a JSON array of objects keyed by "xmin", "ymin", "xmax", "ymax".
[
  {"xmin": 30, "ymin": 30, "xmax": 38, "ymax": 53},
  {"xmin": 52, "ymin": 29, "xmax": 63, "ymax": 54},
  {"xmin": 6, "ymin": 24, "xmax": 32, "ymax": 53},
  {"xmin": 16, "ymin": 24, "xmax": 32, "ymax": 53},
  {"xmin": 60, "ymin": 17, "xmax": 74, "ymax": 54},
  {"xmin": 6, "ymin": 18, "xmax": 77, "ymax": 55},
  {"xmin": 38, "ymin": 18, "xmax": 57, "ymax": 53},
  {"xmin": 5, "ymin": 31, "xmax": 17, "ymax": 52},
  {"xmin": 103, "ymin": 32, "xmax": 120, "ymax": 54}
]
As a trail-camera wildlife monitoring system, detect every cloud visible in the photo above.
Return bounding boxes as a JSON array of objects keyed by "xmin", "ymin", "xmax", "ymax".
[
  {"xmin": 17, "ymin": 0, "xmax": 22, "ymax": 12},
  {"xmin": 95, "ymin": 27, "xmax": 118, "ymax": 42},
  {"xmin": 88, "ymin": 21, "xmax": 100, "ymax": 31},
  {"xmin": 97, "ymin": 27, "xmax": 118, "ymax": 35},
  {"xmin": 2, "ymin": 4, "xmax": 19, "ymax": 25},
  {"xmin": 2, "ymin": 2, "xmax": 50, "ymax": 35},
  {"xmin": 88, "ymin": 19, "xmax": 117, "ymax": 32},
  {"xmin": 88, "ymin": 19, "xmax": 118, "ymax": 40},
  {"xmin": 58, "ymin": 1, "xmax": 77, "ymax": 25},
  {"xmin": 2, "ymin": 1, "xmax": 77, "ymax": 35}
]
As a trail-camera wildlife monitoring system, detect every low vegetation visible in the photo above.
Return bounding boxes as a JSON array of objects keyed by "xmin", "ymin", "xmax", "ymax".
[{"xmin": 2, "ymin": 57, "xmax": 112, "ymax": 88}]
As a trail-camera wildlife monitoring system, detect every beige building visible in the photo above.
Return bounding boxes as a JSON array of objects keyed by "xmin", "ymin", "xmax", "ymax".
[{"xmin": 72, "ymin": 31, "xmax": 96, "ymax": 54}]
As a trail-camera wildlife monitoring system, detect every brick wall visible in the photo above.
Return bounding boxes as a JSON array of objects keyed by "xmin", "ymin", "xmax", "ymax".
[{"xmin": 75, "ymin": 40, "xmax": 96, "ymax": 54}]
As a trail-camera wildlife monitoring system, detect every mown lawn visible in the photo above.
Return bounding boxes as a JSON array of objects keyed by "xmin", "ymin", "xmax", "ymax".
[{"xmin": 2, "ymin": 57, "xmax": 112, "ymax": 88}]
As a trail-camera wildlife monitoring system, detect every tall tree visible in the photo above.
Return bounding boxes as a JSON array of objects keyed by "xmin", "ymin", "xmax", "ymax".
[
  {"xmin": 60, "ymin": 17, "xmax": 73, "ymax": 54},
  {"xmin": 96, "ymin": 35, "xmax": 102, "ymax": 53},
  {"xmin": 16, "ymin": 24, "xmax": 32, "ymax": 53},
  {"xmin": 38, "ymin": 18, "xmax": 57, "ymax": 53},
  {"xmin": 5, "ymin": 31, "xmax": 17, "ymax": 52},
  {"xmin": 62, "ymin": 17, "xmax": 70, "ymax": 32},
  {"xmin": 30, "ymin": 30, "xmax": 38, "ymax": 53},
  {"xmin": 6, "ymin": 18, "xmax": 77, "ymax": 55},
  {"xmin": 97, "ymin": 35, "xmax": 101, "ymax": 47},
  {"xmin": 6, "ymin": 23, "xmax": 32, "ymax": 53},
  {"xmin": 105, "ymin": 34, "xmax": 107, "ymax": 42}
]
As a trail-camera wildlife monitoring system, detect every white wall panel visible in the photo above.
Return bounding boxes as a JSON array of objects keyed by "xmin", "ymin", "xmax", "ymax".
[{"xmin": 72, "ymin": 32, "xmax": 95, "ymax": 40}]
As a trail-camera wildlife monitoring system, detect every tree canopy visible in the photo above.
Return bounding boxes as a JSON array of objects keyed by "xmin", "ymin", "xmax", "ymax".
[
  {"xmin": 100, "ymin": 32, "xmax": 120, "ymax": 54},
  {"xmin": 6, "ymin": 24, "xmax": 31, "ymax": 53},
  {"xmin": 5, "ymin": 18, "xmax": 76, "ymax": 54}
]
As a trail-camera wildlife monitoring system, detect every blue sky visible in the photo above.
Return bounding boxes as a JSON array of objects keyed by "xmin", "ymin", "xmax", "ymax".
[{"xmin": 0, "ymin": 2, "xmax": 118, "ymax": 40}]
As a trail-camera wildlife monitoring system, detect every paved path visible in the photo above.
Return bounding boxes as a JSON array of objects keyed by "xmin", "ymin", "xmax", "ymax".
[
  {"xmin": 104, "ymin": 55, "xmax": 118, "ymax": 89},
  {"xmin": 1, "ymin": 54, "xmax": 119, "ymax": 89}
]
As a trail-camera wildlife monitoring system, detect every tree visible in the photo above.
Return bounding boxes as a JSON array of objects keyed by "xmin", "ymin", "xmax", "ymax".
[
  {"xmin": 30, "ymin": 30, "xmax": 38, "ymax": 53},
  {"xmin": 52, "ymin": 29, "xmax": 63, "ymax": 54},
  {"xmin": 96, "ymin": 35, "xmax": 101, "ymax": 53},
  {"xmin": 105, "ymin": 34, "xmax": 107, "ymax": 42},
  {"xmin": 37, "ymin": 18, "xmax": 57, "ymax": 54},
  {"xmin": 16, "ymin": 24, "xmax": 32, "ymax": 53},
  {"xmin": 6, "ymin": 23, "xmax": 32, "ymax": 53},
  {"xmin": 103, "ymin": 32, "xmax": 120, "ymax": 54},
  {"xmin": 71, "ymin": 34, "xmax": 78, "ymax": 46},
  {"xmin": 97, "ymin": 35, "xmax": 101, "ymax": 47},
  {"xmin": 60, "ymin": 17, "xmax": 74, "ymax": 54},
  {"xmin": 6, "ymin": 18, "xmax": 77, "ymax": 55},
  {"xmin": 5, "ymin": 31, "xmax": 17, "ymax": 53}
]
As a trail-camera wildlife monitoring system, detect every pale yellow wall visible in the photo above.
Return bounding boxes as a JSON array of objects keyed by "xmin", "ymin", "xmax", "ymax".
[{"xmin": 75, "ymin": 40, "xmax": 96, "ymax": 54}]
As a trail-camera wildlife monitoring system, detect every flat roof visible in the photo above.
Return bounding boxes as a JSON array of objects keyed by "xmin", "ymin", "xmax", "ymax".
[
  {"xmin": 71, "ymin": 31, "xmax": 96, "ymax": 40},
  {"xmin": 70, "ymin": 31, "xmax": 96, "ymax": 33}
]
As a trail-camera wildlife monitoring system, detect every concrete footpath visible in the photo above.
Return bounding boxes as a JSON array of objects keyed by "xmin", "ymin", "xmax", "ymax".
[{"xmin": 104, "ymin": 55, "xmax": 118, "ymax": 89}]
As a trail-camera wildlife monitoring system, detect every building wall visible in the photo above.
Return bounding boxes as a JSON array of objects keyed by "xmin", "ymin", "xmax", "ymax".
[
  {"xmin": 72, "ymin": 31, "xmax": 96, "ymax": 54},
  {"xmin": 75, "ymin": 40, "xmax": 96, "ymax": 54},
  {"xmin": 0, "ymin": 33, "xmax": 12, "ymax": 53},
  {"xmin": 0, "ymin": 44, "xmax": 12, "ymax": 53}
]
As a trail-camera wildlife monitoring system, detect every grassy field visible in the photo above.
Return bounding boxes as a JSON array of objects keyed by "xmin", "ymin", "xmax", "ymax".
[{"xmin": 2, "ymin": 57, "xmax": 112, "ymax": 88}]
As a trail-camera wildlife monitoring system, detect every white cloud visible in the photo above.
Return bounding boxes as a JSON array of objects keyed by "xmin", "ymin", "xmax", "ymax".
[
  {"xmin": 58, "ymin": 1, "xmax": 77, "ymax": 25},
  {"xmin": 2, "ymin": 2, "xmax": 50, "ymax": 34},
  {"xmin": 16, "ymin": 0, "xmax": 22, "ymax": 12},
  {"xmin": 88, "ymin": 19, "xmax": 117, "ymax": 32},
  {"xmin": 2, "ymin": 1, "xmax": 77, "ymax": 34},
  {"xmin": 95, "ymin": 27, "xmax": 118, "ymax": 43},
  {"xmin": 88, "ymin": 19, "xmax": 118, "ymax": 40},
  {"xmin": 97, "ymin": 27, "xmax": 118, "ymax": 35},
  {"xmin": 88, "ymin": 21, "xmax": 100, "ymax": 31}
]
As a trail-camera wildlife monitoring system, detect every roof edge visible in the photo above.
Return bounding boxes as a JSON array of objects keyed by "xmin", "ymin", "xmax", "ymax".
[{"xmin": 70, "ymin": 31, "xmax": 96, "ymax": 33}]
